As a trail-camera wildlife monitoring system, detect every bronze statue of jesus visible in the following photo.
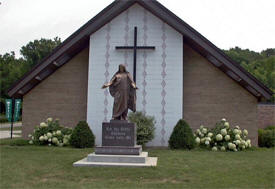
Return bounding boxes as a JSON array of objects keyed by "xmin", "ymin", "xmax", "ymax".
[{"xmin": 102, "ymin": 64, "xmax": 137, "ymax": 120}]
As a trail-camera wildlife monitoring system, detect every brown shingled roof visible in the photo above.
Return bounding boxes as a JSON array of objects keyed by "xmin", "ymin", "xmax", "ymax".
[{"xmin": 7, "ymin": 0, "xmax": 273, "ymax": 100}]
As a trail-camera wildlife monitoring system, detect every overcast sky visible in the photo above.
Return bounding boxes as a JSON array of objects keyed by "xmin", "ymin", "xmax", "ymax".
[{"xmin": 0, "ymin": 0, "xmax": 274, "ymax": 58}]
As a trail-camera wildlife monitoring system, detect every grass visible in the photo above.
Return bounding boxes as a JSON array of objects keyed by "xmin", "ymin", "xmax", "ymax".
[{"xmin": 0, "ymin": 138, "xmax": 274, "ymax": 189}]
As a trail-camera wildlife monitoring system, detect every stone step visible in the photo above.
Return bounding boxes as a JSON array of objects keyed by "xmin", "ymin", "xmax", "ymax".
[
  {"xmin": 95, "ymin": 145, "xmax": 142, "ymax": 155},
  {"xmin": 73, "ymin": 156, "xmax": 158, "ymax": 167},
  {"xmin": 87, "ymin": 152, "xmax": 148, "ymax": 163}
]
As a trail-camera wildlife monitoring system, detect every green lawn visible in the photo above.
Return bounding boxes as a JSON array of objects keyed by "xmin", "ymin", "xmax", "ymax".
[{"xmin": 0, "ymin": 138, "xmax": 274, "ymax": 189}]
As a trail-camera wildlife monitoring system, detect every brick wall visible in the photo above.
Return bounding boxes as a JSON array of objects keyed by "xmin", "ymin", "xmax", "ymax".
[
  {"xmin": 257, "ymin": 104, "xmax": 275, "ymax": 129},
  {"xmin": 183, "ymin": 45, "xmax": 258, "ymax": 145},
  {"xmin": 22, "ymin": 48, "xmax": 89, "ymax": 138}
]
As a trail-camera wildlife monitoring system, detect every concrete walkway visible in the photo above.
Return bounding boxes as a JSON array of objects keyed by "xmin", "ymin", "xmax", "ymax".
[
  {"xmin": 0, "ymin": 122, "xmax": 22, "ymax": 128},
  {"xmin": 0, "ymin": 130, "xmax": 22, "ymax": 139},
  {"xmin": 0, "ymin": 122, "xmax": 22, "ymax": 139}
]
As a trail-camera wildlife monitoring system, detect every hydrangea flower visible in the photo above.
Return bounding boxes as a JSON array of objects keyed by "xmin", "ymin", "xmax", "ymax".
[
  {"xmin": 48, "ymin": 138, "xmax": 52, "ymax": 142},
  {"xmin": 28, "ymin": 134, "xmax": 32, "ymax": 138},
  {"xmin": 46, "ymin": 118, "xmax": 53, "ymax": 122},
  {"xmin": 47, "ymin": 132, "xmax": 52, "ymax": 138},
  {"xmin": 235, "ymin": 125, "xmax": 240, "ymax": 130},
  {"xmin": 202, "ymin": 128, "xmax": 207, "ymax": 134},
  {"xmin": 233, "ymin": 129, "xmax": 239, "ymax": 135},
  {"xmin": 29, "ymin": 140, "xmax": 33, "ymax": 144},
  {"xmin": 200, "ymin": 125, "xmax": 204, "ymax": 130},
  {"xmin": 243, "ymin": 129, "xmax": 248, "ymax": 136},
  {"xmin": 235, "ymin": 134, "xmax": 241, "ymax": 140},
  {"xmin": 205, "ymin": 140, "xmax": 210, "ymax": 145},
  {"xmin": 221, "ymin": 129, "xmax": 227, "ymax": 136},
  {"xmin": 207, "ymin": 132, "xmax": 213, "ymax": 137},
  {"xmin": 201, "ymin": 138, "xmax": 206, "ymax": 143},
  {"xmin": 235, "ymin": 140, "xmax": 240, "ymax": 145},
  {"xmin": 221, "ymin": 118, "xmax": 226, "ymax": 122},
  {"xmin": 56, "ymin": 130, "xmax": 62, "ymax": 136},
  {"xmin": 224, "ymin": 122, "xmax": 229, "ymax": 128},
  {"xmin": 216, "ymin": 134, "xmax": 223, "ymax": 141},
  {"xmin": 220, "ymin": 146, "xmax": 226, "ymax": 151},
  {"xmin": 195, "ymin": 137, "xmax": 200, "ymax": 144},
  {"xmin": 63, "ymin": 138, "xmax": 69, "ymax": 145},
  {"xmin": 206, "ymin": 137, "xmax": 211, "ymax": 141},
  {"xmin": 52, "ymin": 137, "xmax": 58, "ymax": 144},
  {"xmin": 44, "ymin": 135, "xmax": 48, "ymax": 141},
  {"xmin": 200, "ymin": 133, "xmax": 205, "ymax": 137},
  {"xmin": 40, "ymin": 122, "xmax": 47, "ymax": 127},
  {"xmin": 39, "ymin": 136, "xmax": 44, "ymax": 141},
  {"xmin": 212, "ymin": 147, "xmax": 218, "ymax": 151},
  {"xmin": 48, "ymin": 143, "xmax": 51, "ymax": 146}
]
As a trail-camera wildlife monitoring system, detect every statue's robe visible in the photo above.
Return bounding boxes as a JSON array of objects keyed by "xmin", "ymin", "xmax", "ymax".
[{"xmin": 109, "ymin": 72, "xmax": 136, "ymax": 118}]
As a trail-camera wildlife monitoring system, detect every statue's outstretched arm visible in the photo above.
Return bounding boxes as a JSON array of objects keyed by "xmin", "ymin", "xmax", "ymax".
[
  {"xmin": 127, "ymin": 73, "xmax": 138, "ymax": 89},
  {"xmin": 101, "ymin": 75, "xmax": 116, "ymax": 89}
]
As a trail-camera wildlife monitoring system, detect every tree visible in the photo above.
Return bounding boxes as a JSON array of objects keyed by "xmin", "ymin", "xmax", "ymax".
[
  {"xmin": 224, "ymin": 47, "xmax": 275, "ymax": 102},
  {"xmin": 20, "ymin": 37, "xmax": 61, "ymax": 69},
  {"xmin": 0, "ymin": 37, "xmax": 62, "ymax": 113},
  {"xmin": 0, "ymin": 52, "xmax": 27, "ymax": 101}
]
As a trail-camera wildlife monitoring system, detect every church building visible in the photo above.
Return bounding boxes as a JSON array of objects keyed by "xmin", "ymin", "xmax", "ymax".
[{"xmin": 8, "ymin": 0, "xmax": 273, "ymax": 146}]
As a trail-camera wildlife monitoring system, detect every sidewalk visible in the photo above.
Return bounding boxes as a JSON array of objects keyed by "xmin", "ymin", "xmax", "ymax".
[
  {"xmin": 0, "ymin": 130, "xmax": 22, "ymax": 139},
  {"xmin": 0, "ymin": 122, "xmax": 22, "ymax": 128},
  {"xmin": 0, "ymin": 122, "xmax": 22, "ymax": 139}
]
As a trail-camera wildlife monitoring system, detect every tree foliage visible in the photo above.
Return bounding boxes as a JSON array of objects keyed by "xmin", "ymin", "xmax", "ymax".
[
  {"xmin": 0, "ymin": 37, "xmax": 61, "ymax": 112},
  {"xmin": 224, "ymin": 47, "xmax": 275, "ymax": 102},
  {"xmin": 20, "ymin": 37, "xmax": 61, "ymax": 69}
]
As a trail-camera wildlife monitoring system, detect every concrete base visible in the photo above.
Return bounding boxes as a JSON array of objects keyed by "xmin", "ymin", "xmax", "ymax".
[
  {"xmin": 73, "ymin": 152, "xmax": 158, "ymax": 167},
  {"xmin": 95, "ymin": 145, "xmax": 142, "ymax": 155}
]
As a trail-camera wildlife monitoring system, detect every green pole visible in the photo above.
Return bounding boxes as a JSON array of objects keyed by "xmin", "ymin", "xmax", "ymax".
[{"xmin": 10, "ymin": 98, "xmax": 14, "ymax": 139}]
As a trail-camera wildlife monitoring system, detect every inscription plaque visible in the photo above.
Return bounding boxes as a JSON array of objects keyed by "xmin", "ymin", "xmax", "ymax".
[{"xmin": 102, "ymin": 121, "xmax": 136, "ymax": 146}]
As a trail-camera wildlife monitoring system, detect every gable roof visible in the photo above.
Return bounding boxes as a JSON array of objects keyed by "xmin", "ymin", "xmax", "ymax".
[{"xmin": 8, "ymin": 0, "xmax": 273, "ymax": 100}]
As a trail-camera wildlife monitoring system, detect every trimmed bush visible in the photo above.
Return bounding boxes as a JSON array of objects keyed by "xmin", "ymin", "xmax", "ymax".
[
  {"xmin": 169, "ymin": 119, "xmax": 195, "ymax": 149},
  {"xmin": 28, "ymin": 118, "xmax": 72, "ymax": 146},
  {"xmin": 258, "ymin": 126, "xmax": 275, "ymax": 148},
  {"xmin": 70, "ymin": 121, "xmax": 95, "ymax": 148},
  {"xmin": 128, "ymin": 111, "xmax": 155, "ymax": 146}
]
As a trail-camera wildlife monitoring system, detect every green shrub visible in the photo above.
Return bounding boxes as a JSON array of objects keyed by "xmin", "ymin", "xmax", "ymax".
[
  {"xmin": 194, "ymin": 118, "xmax": 252, "ymax": 151},
  {"xmin": 169, "ymin": 119, "xmax": 195, "ymax": 150},
  {"xmin": 258, "ymin": 126, "xmax": 275, "ymax": 148},
  {"xmin": 264, "ymin": 125, "xmax": 275, "ymax": 130},
  {"xmin": 128, "ymin": 111, "xmax": 155, "ymax": 146},
  {"xmin": 0, "ymin": 114, "xmax": 8, "ymax": 123},
  {"xmin": 28, "ymin": 118, "xmax": 72, "ymax": 146},
  {"xmin": 70, "ymin": 121, "xmax": 95, "ymax": 148}
]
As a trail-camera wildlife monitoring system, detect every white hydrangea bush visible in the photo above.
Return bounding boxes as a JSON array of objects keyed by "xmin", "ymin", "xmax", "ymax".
[
  {"xmin": 28, "ymin": 118, "xmax": 72, "ymax": 147},
  {"xmin": 194, "ymin": 118, "xmax": 251, "ymax": 152}
]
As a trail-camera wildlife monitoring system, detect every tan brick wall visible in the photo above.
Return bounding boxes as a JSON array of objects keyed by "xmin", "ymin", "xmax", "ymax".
[
  {"xmin": 183, "ymin": 45, "xmax": 258, "ymax": 145},
  {"xmin": 257, "ymin": 104, "xmax": 275, "ymax": 129},
  {"xmin": 22, "ymin": 48, "xmax": 89, "ymax": 138}
]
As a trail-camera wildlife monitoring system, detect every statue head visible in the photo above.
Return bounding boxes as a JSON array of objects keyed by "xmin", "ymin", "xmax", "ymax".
[{"xmin": 118, "ymin": 64, "xmax": 127, "ymax": 73}]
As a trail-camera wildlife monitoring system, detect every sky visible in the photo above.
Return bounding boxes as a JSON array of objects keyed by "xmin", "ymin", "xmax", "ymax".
[{"xmin": 0, "ymin": 0, "xmax": 274, "ymax": 58}]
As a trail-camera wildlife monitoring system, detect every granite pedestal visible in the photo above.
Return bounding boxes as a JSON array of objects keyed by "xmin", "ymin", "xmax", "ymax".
[{"xmin": 73, "ymin": 120, "xmax": 157, "ymax": 167}]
